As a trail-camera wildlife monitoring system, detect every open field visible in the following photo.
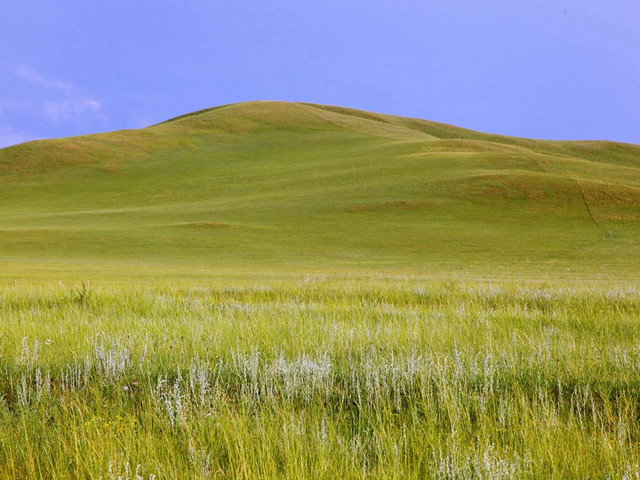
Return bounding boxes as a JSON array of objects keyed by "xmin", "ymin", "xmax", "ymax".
[
  {"xmin": 1, "ymin": 102, "xmax": 639, "ymax": 478},
  {"xmin": 1, "ymin": 278, "xmax": 640, "ymax": 478},
  {"xmin": 1, "ymin": 101, "xmax": 639, "ymax": 279}
]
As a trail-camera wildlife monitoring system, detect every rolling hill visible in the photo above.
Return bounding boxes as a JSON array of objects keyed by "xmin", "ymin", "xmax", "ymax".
[{"xmin": 1, "ymin": 100, "xmax": 639, "ymax": 280}]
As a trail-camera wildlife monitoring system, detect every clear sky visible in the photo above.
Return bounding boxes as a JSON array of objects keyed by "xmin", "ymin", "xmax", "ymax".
[{"xmin": 1, "ymin": 0, "xmax": 639, "ymax": 147}]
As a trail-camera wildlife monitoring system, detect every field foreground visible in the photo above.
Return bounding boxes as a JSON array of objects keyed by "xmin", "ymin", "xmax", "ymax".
[{"xmin": 1, "ymin": 277, "xmax": 640, "ymax": 479}]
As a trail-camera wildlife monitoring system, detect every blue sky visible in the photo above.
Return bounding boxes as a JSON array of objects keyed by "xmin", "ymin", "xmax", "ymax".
[{"xmin": 1, "ymin": 0, "xmax": 639, "ymax": 147}]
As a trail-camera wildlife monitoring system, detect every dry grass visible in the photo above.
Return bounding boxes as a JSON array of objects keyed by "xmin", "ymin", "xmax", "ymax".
[{"xmin": 1, "ymin": 279, "xmax": 640, "ymax": 478}]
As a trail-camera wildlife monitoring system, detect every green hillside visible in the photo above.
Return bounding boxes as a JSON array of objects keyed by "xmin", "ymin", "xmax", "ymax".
[{"xmin": 1, "ymin": 100, "xmax": 639, "ymax": 280}]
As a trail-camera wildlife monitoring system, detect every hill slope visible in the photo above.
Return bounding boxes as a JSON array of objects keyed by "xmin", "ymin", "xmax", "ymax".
[{"xmin": 1, "ymin": 101, "xmax": 639, "ymax": 279}]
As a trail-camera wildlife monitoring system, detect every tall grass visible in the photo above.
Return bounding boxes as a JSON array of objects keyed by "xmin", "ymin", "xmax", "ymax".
[{"xmin": 1, "ymin": 278, "xmax": 639, "ymax": 478}]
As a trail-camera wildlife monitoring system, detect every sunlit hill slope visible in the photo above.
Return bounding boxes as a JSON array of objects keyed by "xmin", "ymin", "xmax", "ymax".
[{"xmin": 1, "ymin": 101, "xmax": 639, "ymax": 278}]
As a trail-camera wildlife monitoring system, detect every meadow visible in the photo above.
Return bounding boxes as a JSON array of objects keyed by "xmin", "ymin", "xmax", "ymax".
[
  {"xmin": 1, "ymin": 277, "xmax": 640, "ymax": 479},
  {"xmin": 1, "ymin": 101, "xmax": 639, "ymax": 478},
  {"xmin": 1, "ymin": 101, "xmax": 639, "ymax": 275}
]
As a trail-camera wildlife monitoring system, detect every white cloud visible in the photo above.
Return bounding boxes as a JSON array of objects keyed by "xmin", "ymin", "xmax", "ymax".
[
  {"xmin": 42, "ymin": 99, "xmax": 102, "ymax": 121},
  {"xmin": 3, "ymin": 64, "xmax": 106, "ymax": 131},
  {"xmin": 15, "ymin": 64, "xmax": 74, "ymax": 93}
]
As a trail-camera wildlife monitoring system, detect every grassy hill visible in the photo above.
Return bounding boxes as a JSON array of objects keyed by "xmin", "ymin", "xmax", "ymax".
[{"xmin": 1, "ymin": 100, "xmax": 639, "ymax": 280}]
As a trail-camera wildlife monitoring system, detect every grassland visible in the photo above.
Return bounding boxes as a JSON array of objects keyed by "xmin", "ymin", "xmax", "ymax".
[
  {"xmin": 1, "ymin": 278, "xmax": 640, "ymax": 478},
  {"xmin": 0, "ymin": 101, "xmax": 639, "ymax": 280},
  {"xmin": 0, "ymin": 102, "xmax": 639, "ymax": 478}
]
